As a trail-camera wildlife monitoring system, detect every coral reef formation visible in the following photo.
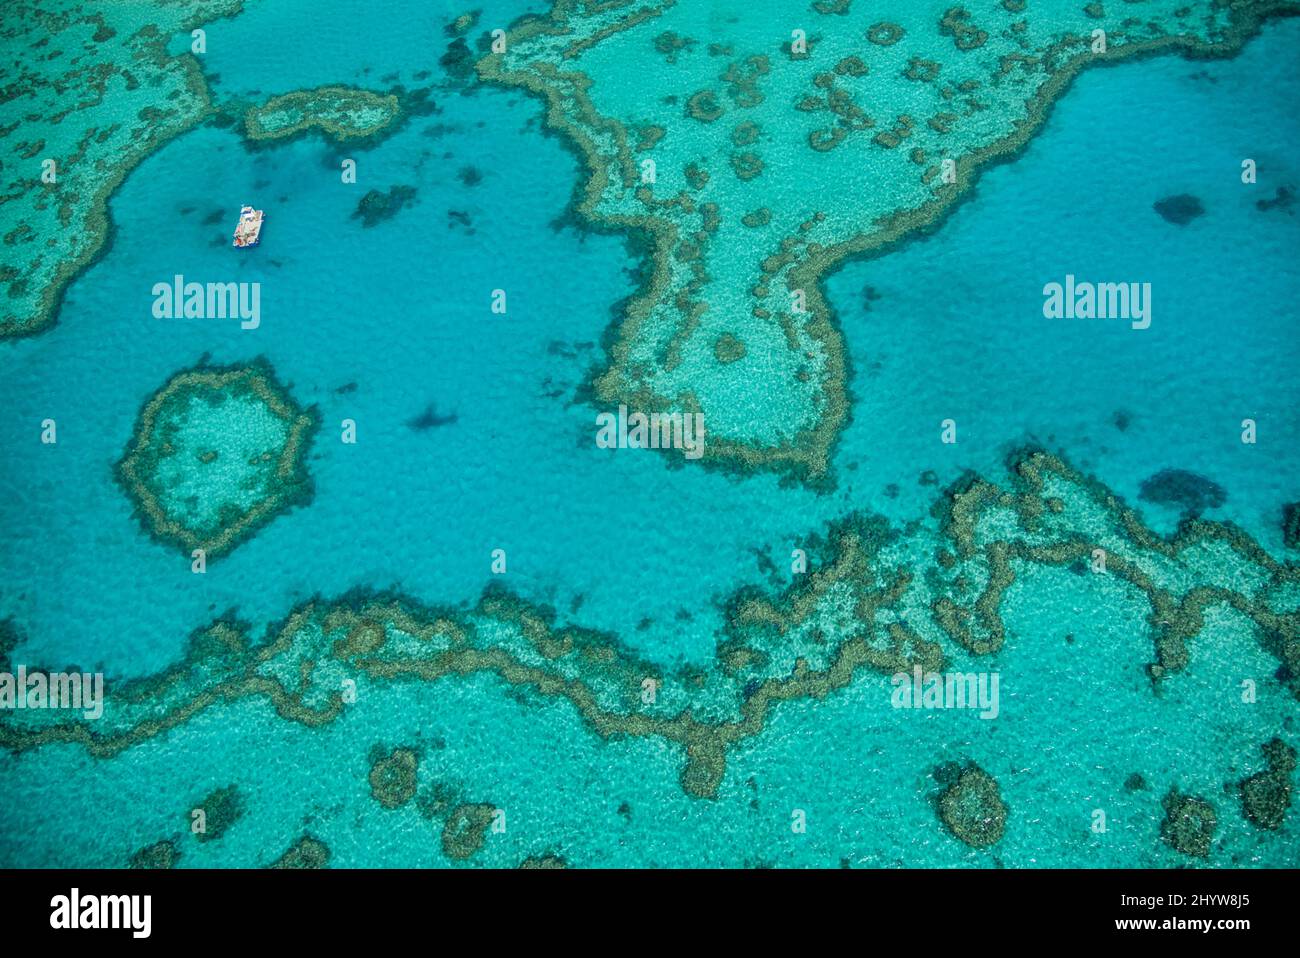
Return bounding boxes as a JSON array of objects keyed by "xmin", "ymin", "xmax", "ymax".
[
  {"xmin": 116, "ymin": 361, "xmax": 318, "ymax": 558},
  {"xmin": 475, "ymin": 0, "xmax": 1297, "ymax": 482},
  {"xmin": 369, "ymin": 746, "xmax": 420, "ymax": 809},
  {"xmin": 243, "ymin": 86, "xmax": 401, "ymax": 142},
  {"xmin": 935, "ymin": 761, "xmax": 1007, "ymax": 848},
  {"xmin": 0, "ymin": 0, "xmax": 243, "ymax": 338},
  {"xmin": 1238, "ymin": 737, "xmax": 1296, "ymax": 829},
  {"xmin": 1160, "ymin": 788, "xmax": 1217, "ymax": 857},
  {"xmin": 6, "ymin": 449, "xmax": 1296, "ymax": 836}
]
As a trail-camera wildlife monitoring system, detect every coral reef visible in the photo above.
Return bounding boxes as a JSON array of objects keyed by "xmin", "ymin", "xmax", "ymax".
[
  {"xmin": 7, "ymin": 449, "xmax": 1293, "ymax": 822},
  {"xmin": 1139, "ymin": 468, "xmax": 1227, "ymax": 516},
  {"xmin": 1153, "ymin": 193, "xmax": 1206, "ymax": 225},
  {"xmin": 353, "ymin": 185, "xmax": 419, "ymax": 227},
  {"xmin": 1160, "ymin": 788, "xmax": 1217, "ymax": 857},
  {"xmin": 441, "ymin": 803, "xmax": 497, "ymax": 861},
  {"xmin": 474, "ymin": 0, "xmax": 1295, "ymax": 483},
  {"xmin": 1283, "ymin": 502, "xmax": 1300, "ymax": 550},
  {"xmin": 1238, "ymin": 737, "xmax": 1296, "ymax": 829},
  {"xmin": 935, "ymin": 761, "xmax": 1007, "ymax": 848},
  {"xmin": 368, "ymin": 746, "xmax": 420, "ymax": 809},
  {"xmin": 116, "ymin": 361, "xmax": 318, "ymax": 558},
  {"xmin": 270, "ymin": 835, "xmax": 332, "ymax": 869},
  {"xmin": 243, "ymin": 86, "xmax": 402, "ymax": 143},
  {"xmin": 128, "ymin": 839, "xmax": 180, "ymax": 869},
  {"xmin": 191, "ymin": 784, "xmax": 244, "ymax": 843},
  {"xmin": 519, "ymin": 853, "xmax": 568, "ymax": 868}
]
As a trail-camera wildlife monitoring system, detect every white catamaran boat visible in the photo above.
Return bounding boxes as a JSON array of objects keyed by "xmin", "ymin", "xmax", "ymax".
[{"xmin": 232, "ymin": 205, "xmax": 264, "ymax": 248}]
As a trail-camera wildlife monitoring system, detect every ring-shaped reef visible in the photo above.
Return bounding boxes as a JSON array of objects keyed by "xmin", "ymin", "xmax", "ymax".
[{"xmin": 116, "ymin": 360, "xmax": 318, "ymax": 559}]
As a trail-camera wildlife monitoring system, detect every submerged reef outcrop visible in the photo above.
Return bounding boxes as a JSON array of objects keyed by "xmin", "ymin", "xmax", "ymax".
[
  {"xmin": 270, "ymin": 835, "xmax": 332, "ymax": 869},
  {"xmin": 191, "ymin": 784, "xmax": 244, "ymax": 843},
  {"xmin": 935, "ymin": 761, "xmax": 1007, "ymax": 848},
  {"xmin": 1160, "ymin": 788, "xmax": 1217, "ymax": 857},
  {"xmin": 1283, "ymin": 502, "xmax": 1300, "ymax": 550},
  {"xmin": 519, "ymin": 853, "xmax": 568, "ymax": 868},
  {"xmin": 474, "ymin": 0, "xmax": 1298, "ymax": 483},
  {"xmin": 1238, "ymin": 737, "xmax": 1296, "ymax": 829},
  {"xmin": 128, "ymin": 839, "xmax": 180, "ymax": 869},
  {"xmin": 1153, "ymin": 193, "xmax": 1206, "ymax": 225},
  {"xmin": 1138, "ymin": 468, "xmax": 1227, "ymax": 516},
  {"xmin": 0, "ymin": 618, "xmax": 17, "ymax": 671},
  {"xmin": 116, "ymin": 361, "xmax": 318, "ymax": 559},
  {"xmin": 369, "ymin": 746, "xmax": 420, "ymax": 809},
  {"xmin": 442, "ymin": 803, "xmax": 497, "ymax": 861},
  {"xmin": 353, "ymin": 185, "xmax": 419, "ymax": 228}
]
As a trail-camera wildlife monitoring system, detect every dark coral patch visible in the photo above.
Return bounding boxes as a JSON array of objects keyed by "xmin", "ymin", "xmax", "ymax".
[
  {"xmin": 191, "ymin": 785, "xmax": 244, "ymax": 843},
  {"xmin": 1239, "ymin": 737, "xmax": 1296, "ymax": 830},
  {"xmin": 442, "ymin": 803, "xmax": 497, "ymax": 860},
  {"xmin": 369, "ymin": 746, "xmax": 420, "ymax": 809},
  {"xmin": 935, "ymin": 761, "xmax": 1007, "ymax": 848},
  {"xmin": 0, "ymin": 617, "xmax": 17, "ymax": 671},
  {"xmin": 904, "ymin": 58, "xmax": 941, "ymax": 82},
  {"xmin": 866, "ymin": 22, "xmax": 905, "ymax": 45},
  {"xmin": 686, "ymin": 90, "xmax": 724, "ymax": 122},
  {"xmin": 731, "ymin": 151, "xmax": 764, "ymax": 180},
  {"xmin": 714, "ymin": 333, "xmax": 747, "ymax": 363},
  {"xmin": 939, "ymin": 7, "xmax": 988, "ymax": 50},
  {"xmin": 1153, "ymin": 193, "xmax": 1205, "ymax": 225},
  {"xmin": 1282, "ymin": 502, "xmax": 1300, "ymax": 550},
  {"xmin": 129, "ymin": 839, "xmax": 180, "ymax": 869},
  {"xmin": 1138, "ymin": 468, "xmax": 1226, "ymax": 516},
  {"xmin": 653, "ymin": 31, "xmax": 696, "ymax": 64},
  {"xmin": 835, "ymin": 56, "xmax": 868, "ymax": 78},
  {"xmin": 271, "ymin": 835, "xmax": 332, "ymax": 868},
  {"xmin": 353, "ymin": 185, "xmax": 418, "ymax": 227},
  {"xmin": 519, "ymin": 852, "xmax": 568, "ymax": 868},
  {"xmin": 1160, "ymin": 788, "xmax": 1216, "ymax": 857},
  {"xmin": 1255, "ymin": 185, "xmax": 1294, "ymax": 213}
]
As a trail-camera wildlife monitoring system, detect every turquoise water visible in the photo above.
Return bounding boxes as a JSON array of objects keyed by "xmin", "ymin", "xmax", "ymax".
[{"xmin": 0, "ymin": 1, "xmax": 1297, "ymax": 867}]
